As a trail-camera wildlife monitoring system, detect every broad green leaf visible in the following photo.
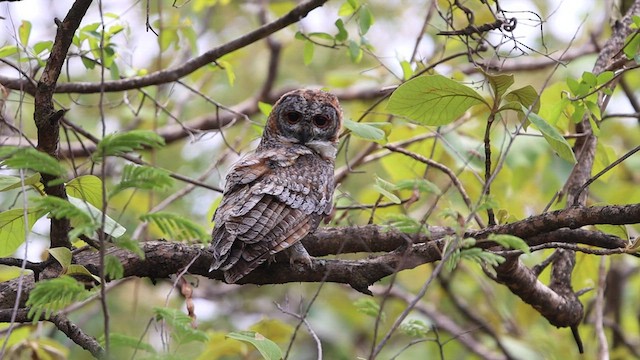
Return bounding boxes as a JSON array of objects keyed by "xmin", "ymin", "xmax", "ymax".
[
  {"xmin": 226, "ymin": 331, "xmax": 283, "ymax": 360},
  {"xmin": 504, "ymin": 85, "xmax": 540, "ymax": 113},
  {"xmin": 33, "ymin": 40, "xmax": 53, "ymax": 55},
  {"xmin": 338, "ymin": 0, "xmax": 357, "ymax": 16},
  {"xmin": 595, "ymin": 224, "xmax": 629, "ymax": 241},
  {"xmin": 487, "ymin": 234, "xmax": 530, "ymax": 253},
  {"xmin": 348, "ymin": 40, "xmax": 363, "ymax": 63},
  {"xmin": 596, "ymin": 71, "xmax": 615, "ymax": 86},
  {"xmin": 308, "ymin": 32, "xmax": 333, "ymax": 41},
  {"xmin": 400, "ymin": 60, "xmax": 413, "ymax": 80},
  {"xmin": 0, "ymin": 147, "xmax": 66, "ymax": 178},
  {"xmin": 68, "ymin": 196, "xmax": 127, "ymax": 238},
  {"xmin": 0, "ymin": 208, "xmax": 45, "ymax": 257},
  {"xmin": 249, "ymin": 318, "xmax": 294, "ymax": 344},
  {"xmin": 258, "ymin": 101, "xmax": 273, "ymax": 116},
  {"xmin": 26, "ymin": 276, "xmax": 90, "ymax": 322},
  {"xmin": 373, "ymin": 176, "xmax": 401, "ymax": 204},
  {"xmin": 0, "ymin": 45, "xmax": 18, "ymax": 57},
  {"xmin": 66, "ymin": 264, "xmax": 101, "ymax": 283},
  {"xmin": 140, "ymin": 212, "xmax": 208, "ymax": 242},
  {"xmin": 217, "ymin": 59, "xmax": 235, "ymax": 86},
  {"xmin": 524, "ymin": 106, "xmax": 576, "ymax": 164},
  {"xmin": 19, "ymin": 20, "xmax": 31, "ymax": 46},
  {"xmin": 392, "ymin": 178, "xmax": 441, "ymax": 195},
  {"xmin": 66, "ymin": 175, "xmax": 103, "ymax": 208},
  {"xmin": 0, "ymin": 173, "xmax": 41, "ymax": 192},
  {"xmin": 335, "ymin": 19, "xmax": 348, "ymax": 42},
  {"xmin": 343, "ymin": 119, "xmax": 388, "ymax": 143},
  {"xmin": 99, "ymin": 333, "xmax": 156, "ymax": 353},
  {"xmin": 487, "ymin": 73, "xmax": 514, "ymax": 99},
  {"xmin": 48, "ymin": 247, "xmax": 72, "ymax": 271},
  {"xmin": 358, "ymin": 6, "xmax": 374, "ymax": 35},
  {"xmin": 387, "ymin": 75, "xmax": 488, "ymax": 126},
  {"xmin": 582, "ymin": 71, "xmax": 597, "ymax": 87},
  {"xmin": 197, "ymin": 331, "xmax": 247, "ymax": 360},
  {"xmin": 93, "ymin": 130, "xmax": 165, "ymax": 161},
  {"xmin": 303, "ymin": 40, "xmax": 314, "ymax": 65}
]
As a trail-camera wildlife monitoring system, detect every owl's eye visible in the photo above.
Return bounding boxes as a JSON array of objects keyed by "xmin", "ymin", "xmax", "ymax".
[
  {"xmin": 312, "ymin": 115, "xmax": 330, "ymax": 128},
  {"xmin": 285, "ymin": 111, "xmax": 302, "ymax": 124}
]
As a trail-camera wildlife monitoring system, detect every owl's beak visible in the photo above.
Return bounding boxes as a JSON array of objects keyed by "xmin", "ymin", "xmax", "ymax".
[{"xmin": 299, "ymin": 123, "xmax": 313, "ymax": 144}]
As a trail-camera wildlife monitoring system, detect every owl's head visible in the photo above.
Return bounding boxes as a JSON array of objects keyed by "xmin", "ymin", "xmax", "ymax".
[{"xmin": 262, "ymin": 89, "xmax": 342, "ymax": 159}]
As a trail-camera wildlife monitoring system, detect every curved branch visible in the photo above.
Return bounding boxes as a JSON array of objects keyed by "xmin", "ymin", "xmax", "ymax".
[{"xmin": 0, "ymin": 0, "xmax": 329, "ymax": 95}]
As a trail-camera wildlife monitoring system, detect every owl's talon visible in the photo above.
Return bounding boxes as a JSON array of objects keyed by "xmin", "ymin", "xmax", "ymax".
[{"xmin": 287, "ymin": 242, "xmax": 314, "ymax": 270}]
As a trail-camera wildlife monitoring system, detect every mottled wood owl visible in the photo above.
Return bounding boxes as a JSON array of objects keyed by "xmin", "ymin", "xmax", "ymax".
[{"xmin": 210, "ymin": 89, "xmax": 342, "ymax": 283}]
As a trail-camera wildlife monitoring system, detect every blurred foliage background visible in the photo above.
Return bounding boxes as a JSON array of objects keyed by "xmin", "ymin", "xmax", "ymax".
[{"xmin": 0, "ymin": 0, "xmax": 639, "ymax": 359}]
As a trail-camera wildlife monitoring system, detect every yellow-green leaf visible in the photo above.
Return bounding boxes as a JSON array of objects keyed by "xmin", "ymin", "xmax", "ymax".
[{"xmin": 387, "ymin": 75, "xmax": 488, "ymax": 126}]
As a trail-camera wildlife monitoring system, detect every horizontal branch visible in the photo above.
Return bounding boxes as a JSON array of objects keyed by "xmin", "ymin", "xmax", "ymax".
[{"xmin": 0, "ymin": 0, "xmax": 329, "ymax": 95}]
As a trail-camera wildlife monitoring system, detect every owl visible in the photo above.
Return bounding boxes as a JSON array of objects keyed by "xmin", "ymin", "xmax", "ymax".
[{"xmin": 209, "ymin": 89, "xmax": 342, "ymax": 283}]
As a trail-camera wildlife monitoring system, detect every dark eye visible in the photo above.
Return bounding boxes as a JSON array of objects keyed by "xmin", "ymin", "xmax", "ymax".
[
  {"xmin": 285, "ymin": 111, "xmax": 302, "ymax": 124},
  {"xmin": 312, "ymin": 115, "xmax": 330, "ymax": 128}
]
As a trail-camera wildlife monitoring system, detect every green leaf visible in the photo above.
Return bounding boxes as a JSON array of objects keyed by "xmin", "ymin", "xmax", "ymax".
[
  {"xmin": 0, "ymin": 147, "xmax": 66, "ymax": 178},
  {"xmin": 0, "ymin": 173, "xmax": 41, "ymax": 192},
  {"xmin": 112, "ymin": 236, "xmax": 145, "ymax": 259},
  {"xmin": 487, "ymin": 234, "xmax": 530, "ymax": 254},
  {"xmin": 303, "ymin": 40, "xmax": 314, "ymax": 65},
  {"xmin": 35, "ymin": 196, "xmax": 95, "ymax": 240},
  {"xmin": 358, "ymin": 6, "xmax": 374, "ymax": 35},
  {"xmin": 348, "ymin": 40, "xmax": 363, "ymax": 63},
  {"xmin": 400, "ymin": 60, "xmax": 413, "ymax": 80},
  {"xmin": 338, "ymin": 0, "xmax": 357, "ymax": 16},
  {"xmin": 343, "ymin": 119, "xmax": 388, "ymax": 143},
  {"xmin": 400, "ymin": 319, "xmax": 431, "ymax": 338},
  {"xmin": 258, "ymin": 101, "xmax": 273, "ymax": 117},
  {"xmin": 596, "ymin": 71, "xmax": 615, "ymax": 86},
  {"xmin": 0, "ymin": 45, "xmax": 19, "ymax": 57},
  {"xmin": 308, "ymin": 32, "xmax": 334, "ymax": 41},
  {"xmin": 335, "ymin": 19, "xmax": 348, "ymax": 42},
  {"xmin": 19, "ymin": 20, "xmax": 32, "ymax": 46},
  {"xmin": 226, "ymin": 331, "xmax": 283, "ymax": 360},
  {"xmin": 459, "ymin": 247, "xmax": 505, "ymax": 267},
  {"xmin": 524, "ymin": 106, "xmax": 577, "ymax": 164},
  {"xmin": 33, "ymin": 40, "xmax": 53, "ymax": 55},
  {"xmin": 373, "ymin": 176, "xmax": 401, "ymax": 204},
  {"xmin": 99, "ymin": 333, "xmax": 156, "ymax": 353},
  {"xmin": 392, "ymin": 179, "xmax": 441, "ymax": 194},
  {"xmin": 68, "ymin": 196, "xmax": 127, "ymax": 238},
  {"xmin": 109, "ymin": 164, "xmax": 173, "ymax": 198},
  {"xmin": 140, "ymin": 212, "xmax": 209, "ymax": 242},
  {"xmin": 105, "ymin": 254, "xmax": 124, "ymax": 280},
  {"xmin": 0, "ymin": 208, "xmax": 45, "ymax": 257},
  {"xmin": 65, "ymin": 264, "xmax": 100, "ymax": 283},
  {"xmin": 48, "ymin": 247, "xmax": 73, "ymax": 271},
  {"xmin": 153, "ymin": 307, "xmax": 208, "ymax": 344},
  {"xmin": 487, "ymin": 73, "xmax": 514, "ymax": 99},
  {"xmin": 504, "ymin": 85, "xmax": 540, "ymax": 114},
  {"xmin": 66, "ymin": 175, "xmax": 104, "ymax": 209},
  {"xmin": 217, "ymin": 59, "xmax": 236, "ymax": 86},
  {"xmin": 26, "ymin": 276, "xmax": 91, "ymax": 322},
  {"xmin": 595, "ymin": 224, "xmax": 629, "ymax": 241},
  {"xmin": 353, "ymin": 298, "xmax": 384, "ymax": 321},
  {"xmin": 387, "ymin": 75, "xmax": 488, "ymax": 126},
  {"xmin": 582, "ymin": 71, "xmax": 597, "ymax": 87},
  {"xmin": 383, "ymin": 213, "xmax": 426, "ymax": 234},
  {"xmin": 93, "ymin": 130, "xmax": 165, "ymax": 161}
]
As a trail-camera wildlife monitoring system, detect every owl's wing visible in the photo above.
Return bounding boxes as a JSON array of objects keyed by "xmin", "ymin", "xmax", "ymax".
[{"xmin": 210, "ymin": 148, "xmax": 333, "ymax": 283}]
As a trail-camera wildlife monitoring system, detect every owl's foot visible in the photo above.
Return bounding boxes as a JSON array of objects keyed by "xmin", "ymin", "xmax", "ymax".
[{"xmin": 286, "ymin": 242, "xmax": 313, "ymax": 270}]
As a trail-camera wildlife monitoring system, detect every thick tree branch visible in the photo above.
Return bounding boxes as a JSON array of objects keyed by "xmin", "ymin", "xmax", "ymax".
[{"xmin": 34, "ymin": 0, "xmax": 93, "ymax": 249}]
